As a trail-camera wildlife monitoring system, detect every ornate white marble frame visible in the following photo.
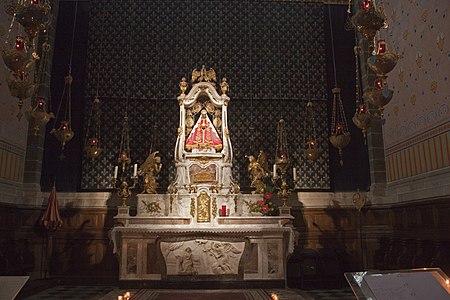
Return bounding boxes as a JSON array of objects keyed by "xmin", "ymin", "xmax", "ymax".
[{"xmin": 173, "ymin": 81, "xmax": 234, "ymax": 192}]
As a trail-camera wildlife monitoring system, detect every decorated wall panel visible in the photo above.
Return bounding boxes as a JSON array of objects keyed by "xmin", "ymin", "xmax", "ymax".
[
  {"xmin": 80, "ymin": 0, "xmax": 331, "ymax": 190},
  {"xmin": 381, "ymin": 0, "xmax": 450, "ymax": 181}
]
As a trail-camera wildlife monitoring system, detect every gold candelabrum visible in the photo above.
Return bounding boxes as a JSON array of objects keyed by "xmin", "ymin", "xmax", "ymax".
[
  {"xmin": 272, "ymin": 156, "xmax": 290, "ymax": 208},
  {"xmin": 113, "ymin": 153, "xmax": 138, "ymax": 208}
]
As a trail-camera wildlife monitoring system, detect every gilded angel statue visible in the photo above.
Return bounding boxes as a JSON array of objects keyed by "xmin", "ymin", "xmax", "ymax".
[
  {"xmin": 191, "ymin": 65, "xmax": 217, "ymax": 83},
  {"xmin": 139, "ymin": 151, "xmax": 162, "ymax": 194},
  {"xmin": 246, "ymin": 150, "xmax": 269, "ymax": 194}
]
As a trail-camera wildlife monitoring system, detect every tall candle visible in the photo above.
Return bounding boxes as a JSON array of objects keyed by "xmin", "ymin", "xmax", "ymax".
[
  {"xmin": 293, "ymin": 167, "xmax": 297, "ymax": 181},
  {"xmin": 133, "ymin": 163, "xmax": 137, "ymax": 176},
  {"xmin": 273, "ymin": 164, "xmax": 277, "ymax": 178},
  {"xmin": 222, "ymin": 205, "xmax": 226, "ymax": 217},
  {"xmin": 114, "ymin": 166, "xmax": 118, "ymax": 179}
]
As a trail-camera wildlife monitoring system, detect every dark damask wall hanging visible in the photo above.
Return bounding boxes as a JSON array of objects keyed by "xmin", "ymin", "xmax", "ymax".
[{"xmin": 81, "ymin": 0, "xmax": 331, "ymax": 190}]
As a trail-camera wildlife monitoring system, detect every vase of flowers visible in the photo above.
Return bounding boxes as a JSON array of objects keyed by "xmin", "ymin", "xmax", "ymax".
[{"xmin": 257, "ymin": 188, "xmax": 278, "ymax": 216}]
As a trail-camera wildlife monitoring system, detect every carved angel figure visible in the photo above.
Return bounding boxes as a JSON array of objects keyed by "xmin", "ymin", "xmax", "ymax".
[
  {"xmin": 247, "ymin": 150, "xmax": 269, "ymax": 194},
  {"xmin": 139, "ymin": 151, "xmax": 162, "ymax": 194},
  {"xmin": 191, "ymin": 65, "xmax": 217, "ymax": 83},
  {"xmin": 207, "ymin": 242, "xmax": 242, "ymax": 274}
]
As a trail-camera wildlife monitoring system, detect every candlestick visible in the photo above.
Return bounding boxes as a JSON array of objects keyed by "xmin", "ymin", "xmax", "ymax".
[
  {"xmin": 293, "ymin": 167, "xmax": 297, "ymax": 181},
  {"xmin": 114, "ymin": 166, "xmax": 118, "ymax": 179},
  {"xmin": 273, "ymin": 164, "xmax": 277, "ymax": 178},
  {"xmin": 133, "ymin": 163, "xmax": 137, "ymax": 176}
]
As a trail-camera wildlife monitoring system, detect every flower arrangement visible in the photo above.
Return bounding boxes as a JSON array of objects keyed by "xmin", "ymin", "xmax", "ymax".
[{"xmin": 256, "ymin": 186, "xmax": 278, "ymax": 216}]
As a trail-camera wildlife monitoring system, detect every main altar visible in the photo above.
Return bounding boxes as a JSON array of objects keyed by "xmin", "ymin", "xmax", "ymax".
[{"xmin": 110, "ymin": 67, "xmax": 296, "ymax": 287}]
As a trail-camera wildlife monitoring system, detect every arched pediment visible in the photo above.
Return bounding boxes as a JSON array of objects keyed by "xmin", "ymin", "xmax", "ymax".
[{"xmin": 179, "ymin": 81, "xmax": 229, "ymax": 108}]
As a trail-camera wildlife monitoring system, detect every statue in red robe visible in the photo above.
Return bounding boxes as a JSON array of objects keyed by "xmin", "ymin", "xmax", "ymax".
[{"xmin": 185, "ymin": 109, "xmax": 222, "ymax": 152}]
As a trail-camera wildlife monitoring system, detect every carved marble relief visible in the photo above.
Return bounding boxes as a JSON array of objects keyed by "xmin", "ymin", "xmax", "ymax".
[
  {"xmin": 126, "ymin": 243, "xmax": 137, "ymax": 274},
  {"xmin": 160, "ymin": 239, "xmax": 245, "ymax": 276}
]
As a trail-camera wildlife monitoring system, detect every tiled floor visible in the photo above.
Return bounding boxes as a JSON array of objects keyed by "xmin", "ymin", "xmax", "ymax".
[{"xmin": 19, "ymin": 286, "xmax": 356, "ymax": 300}]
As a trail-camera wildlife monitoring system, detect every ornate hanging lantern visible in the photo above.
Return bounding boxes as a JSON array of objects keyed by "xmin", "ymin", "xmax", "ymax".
[
  {"xmin": 330, "ymin": 87, "xmax": 351, "ymax": 166},
  {"xmin": 8, "ymin": 0, "xmax": 52, "ymax": 40},
  {"xmin": 50, "ymin": 6, "xmax": 79, "ymax": 150},
  {"xmin": 367, "ymin": 40, "xmax": 399, "ymax": 75},
  {"xmin": 352, "ymin": 43, "xmax": 371, "ymax": 142},
  {"xmin": 25, "ymin": 97, "xmax": 54, "ymax": 135},
  {"xmin": 118, "ymin": 114, "xmax": 132, "ymax": 171},
  {"xmin": 84, "ymin": 96, "xmax": 102, "ymax": 160},
  {"xmin": 51, "ymin": 74, "xmax": 74, "ymax": 149},
  {"xmin": 328, "ymin": 6, "xmax": 351, "ymax": 166},
  {"xmin": 304, "ymin": 101, "xmax": 322, "ymax": 162},
  {"xmin": 351, "ymin": 0, "xmax": 386, "ymax": 41},
  {"xmin": 51, "ymin": 120, "xmax": 74, "ymax": 150},
  {"xmin": 363, "ymin": 77, "xmax": 393, "ymax": 119}
]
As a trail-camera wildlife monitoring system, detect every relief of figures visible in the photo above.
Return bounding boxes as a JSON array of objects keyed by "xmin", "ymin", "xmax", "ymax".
[{"xmin": 160, "ymin": 239, "xmax": 245, "ymax": 276}]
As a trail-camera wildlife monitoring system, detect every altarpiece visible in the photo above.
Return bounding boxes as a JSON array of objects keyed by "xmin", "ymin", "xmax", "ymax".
[{"xmin": 110, "ymin": 67, "xmax": 296, "ymax": 287}]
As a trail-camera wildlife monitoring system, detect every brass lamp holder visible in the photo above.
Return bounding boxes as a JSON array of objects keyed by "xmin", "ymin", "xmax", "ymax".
[
  {"xmin": 114, "ymin": 176, "xmax": 138, "ymax": 207},
  {"xmin": 113, "ymin": 154, "xmax": 137, "ymax": 214},
  {"xmin": 272, "ymin": 157, "xmax": 297, "ymax": 215}
]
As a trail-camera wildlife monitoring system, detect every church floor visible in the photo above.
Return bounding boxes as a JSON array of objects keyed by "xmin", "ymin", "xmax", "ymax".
[{"xmin": 18, "ymin": 285, "xmax": 356, "ymax": 300}]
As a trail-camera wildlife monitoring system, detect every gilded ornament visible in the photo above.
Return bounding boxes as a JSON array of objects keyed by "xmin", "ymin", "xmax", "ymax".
[
  {"xmin": 197, "ymin": 191, "xmax": 211, "ymax": 222},
  {"xmin": 220, "ymin": 77, "xmax": 229, "ymax": 95},
  {"xmin": 179, "ymin": 77, "xmax": 188, "ymax": 96},
  {"xmin": 141, "ymin": 200, "xmax": 161, "ymax": 214},
  {"xmin": 352, "ymin": 190, "xmax": 366, "ymax": 211},
  {"xmin": 190, "ymin": 197, "xmax": 195, "ymax": 218},
  {"xmin": 206, "ymin": 101, "xmax": 215, "ymax": 113},
  {"xmin": 191, "ymin": 65, "xmax": 217, "ymax": 83},
  {"xmin": 212, "ymin": 197, "xmax": 217, "ymax": 218}
]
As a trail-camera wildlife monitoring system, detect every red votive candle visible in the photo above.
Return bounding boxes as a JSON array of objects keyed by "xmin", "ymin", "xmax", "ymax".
[{"xmin": 222, "ymin": 205, "xmax": 226, "ymax": 217}]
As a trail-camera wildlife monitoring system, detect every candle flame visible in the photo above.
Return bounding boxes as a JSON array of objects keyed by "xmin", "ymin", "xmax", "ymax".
[{"xmin": 271, "ymin": 293, "xmax": 279, "ymax": 300}]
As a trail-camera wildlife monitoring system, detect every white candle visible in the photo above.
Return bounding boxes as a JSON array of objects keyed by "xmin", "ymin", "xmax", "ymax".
[
  {"xmin": 114, "ymin": 166, "xmax": 118, "ymax": 179},
  {"xmin": 273, "ymin": 164, "xmax": 277, "ymax": 178},
  {"xmin": 133, "ymin": 163, "xmax": 137, "ymax": 176},
  {"xmin": 293, "ymin": 167, "xmax": 297, "ymax": 181}
]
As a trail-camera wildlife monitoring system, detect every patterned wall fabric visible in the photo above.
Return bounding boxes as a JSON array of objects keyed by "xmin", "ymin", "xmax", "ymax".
[
  {"xmin": 381, "ymin": 0, "xmax": 450, "ymax": 181},
  {"xmin": 81, "ymin": 0, "xmax": 330, "ymax": 190}
]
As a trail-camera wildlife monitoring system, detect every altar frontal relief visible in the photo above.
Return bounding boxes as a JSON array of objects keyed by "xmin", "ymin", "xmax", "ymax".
[{"xmin": 161, "ymin": 239, "xmax": 245, "ymax": 276}]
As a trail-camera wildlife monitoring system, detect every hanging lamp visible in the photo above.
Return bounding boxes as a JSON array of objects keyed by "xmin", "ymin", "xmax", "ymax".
[
  {"xmin": 84, "ymin": 30, "xmax": 104, "ymax": 160},
  {"xmin": 25, "ymin": 38, "xmax": 55, "ymax": 135},
  {"xmin": 351, "ymin": 36, "xmax": 371, "ymax": 142},
  {"xmin": 50, "ymin": 2, "xmax": 78, "ymax": 149},
  {"xmin": 303, "ymin": 60, "xmax": 322, "ymax": 162},
  {"xmin": 328, "ymin": 5, "xmax": 351, "ymax": 166}
]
